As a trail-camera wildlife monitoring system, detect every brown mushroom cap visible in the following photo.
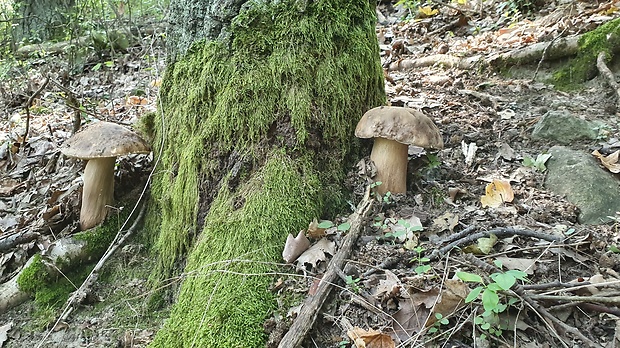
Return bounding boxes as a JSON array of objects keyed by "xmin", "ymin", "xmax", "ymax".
[
  {"xmin": 355, "ymin": 106, "xmax": 443, "ymax": 150},
  {"xmin": 61, "ymin": 121, "xmax": 151, "ymax": 159}
]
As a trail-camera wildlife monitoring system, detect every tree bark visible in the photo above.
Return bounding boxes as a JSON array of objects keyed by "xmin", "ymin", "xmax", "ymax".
[
  {"xmin": 145, "ymin": 0, "xmax": 385, "ymax": 347},
  {"xmin": 13, "ymin": 0, "xmax": 75, "ymax": 43}
]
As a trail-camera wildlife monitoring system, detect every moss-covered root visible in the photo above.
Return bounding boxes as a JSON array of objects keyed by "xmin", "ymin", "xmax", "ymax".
[
  {"xmin": 151, "ymin": 153, "xmax": 321, "ymax": 347},
  {"xmin": 553, "ymin": 18, "xmax": 620, "ymax": 89}
]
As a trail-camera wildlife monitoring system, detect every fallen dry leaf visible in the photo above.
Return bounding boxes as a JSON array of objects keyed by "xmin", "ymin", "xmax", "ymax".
[
  {"xmin": 495, "ymin": 257, "xmax": 537, "ymax": 275},
  {"xmin": 295, "ymin": 237, "xmax": 335, "ymax": 271},
  {"xmin": 429, "ymin": 279, "xmax": 468, "ymax": 326},
  {"xmin": 306, "ymin": 218, "xmax": 326, "ymax": 238},
  {"xmin": 432, "ymin": 212, "xmax": 459, "ymax": 232},
  {"xmin": 282, "ymin": 231, "xmax": 310, "ymax": 263},
  {"xmin": 373, "ymin": 270, "xmax": 403, "ymax": 300},
  {"xmin": 126, "ymin": 95, "xmax": 148, "ymax": 105},
  {"xmin": 347, "ymin": 327, "xmax": 395, "ymax": 348},
  {"xmin": 480, "ymin": 179, "xmax": 514, "ymax": 208},
  {"xmin": 592, "ymin": 150, "xmax": 620, "ymax": 173}
]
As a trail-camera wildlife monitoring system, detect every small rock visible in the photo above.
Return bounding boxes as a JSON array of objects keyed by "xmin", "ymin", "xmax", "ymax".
[{"xmin": 545, "ymin": 146, "xmax": 620, "ymax": 224}]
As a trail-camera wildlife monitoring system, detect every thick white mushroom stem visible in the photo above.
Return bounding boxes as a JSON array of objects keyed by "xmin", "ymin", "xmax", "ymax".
[
  {"xmin": 370, "ymin": 137, "xmax": 409, "ymax": 195},
  {"xmin": 80, "ymin": 157, "xmax": 116, "ymax": 230}
]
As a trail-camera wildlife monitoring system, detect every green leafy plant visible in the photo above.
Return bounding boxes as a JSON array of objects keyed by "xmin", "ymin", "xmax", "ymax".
[
  {"xmin": 522, "ymin": 153, "xmax": 551, "ymax": 172},
  {"xmin": 317, "ymin": 220, "xmax": 351, "ymax": 232},
  {"xmin": 411, "ymin": 246, "xmax": 431, "ymax": 274},
  {"xmin": 457, "ymin": 261, "xmax": 527, "ymax": 340},
  {"xmin": 344, "ymin": 275, "xmax": 361, "ymax": 294},
  {"xmin": 428, "ymin": 313, "xmax": 450, "ymax": 334},
  {"xmin": 425, "ymin": 153, "xmax": 441, "ymax": 170}
]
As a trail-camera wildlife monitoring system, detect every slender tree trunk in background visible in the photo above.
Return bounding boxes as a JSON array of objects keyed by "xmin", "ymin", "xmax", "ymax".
[
  {"xmin": 144, "ymin": 0, "xmax": 385, "ymax": 346},
  {"xmin": 14, "ymin": 0, "xmax": 74, "ymax": 43}
]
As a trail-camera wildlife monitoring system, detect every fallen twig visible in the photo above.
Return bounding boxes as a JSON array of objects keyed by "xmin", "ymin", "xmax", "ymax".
[
  {"xmin": 463, "ymin": 253, "xmax": 600, "ymax": 348},
  {"xmin": 0, "ymin": 231, "xmax": 40, "ymax": 253},
  {"xmin": 22, "ymin": 76, "xmax": 49, "ymax": 146},
  {"xmin": 529, "ymin": 293, "xmax": 620, "ymax": 305},
  {"xmin": 429, "ymin": 227, "xmax": 563, "ymax": 261},
  {"xmin": 277, "ymin": 188, "xmax": 375, "ymax": 348}
]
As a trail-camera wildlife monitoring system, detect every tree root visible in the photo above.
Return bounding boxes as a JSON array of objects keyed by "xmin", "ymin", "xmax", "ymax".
[
  {"xmin": 388, "ymin": 35, "xmax": 580, "ymax": 72},
  {"xmin": 596, "ymin": 51, "xmax": 620, "ymax": 111}
]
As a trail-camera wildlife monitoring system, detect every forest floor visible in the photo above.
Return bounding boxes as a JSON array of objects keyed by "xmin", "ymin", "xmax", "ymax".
[{"xmin": 2, "ymin": 1, "xmax": 620, "ymax": 348}]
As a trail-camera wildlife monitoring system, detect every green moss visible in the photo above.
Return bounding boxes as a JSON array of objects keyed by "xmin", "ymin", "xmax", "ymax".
[
  {"xmin": 151, "ymin": 152, "xmax": 322, "ymax": 347},
  {"xmin": 553, "ymin": 18, "xmax": 620, "ymax": 90},
  {"xmin": 147, "ymin": 0, "xmax": 384, "ymax": 278},
  {"xmin": 17, "ymin": 254, "xmax": 88, "ymax": 309},
  {"xmin": 17, "ymin": 208, "xmax": 133, "ymax": 311},
  {"xmin": 147, "ymin": 0, "xmax": 385, "ymax": 347},
  {"xmin": 74, "ymin": 207, "xmax": 131, "ymax": 256}
]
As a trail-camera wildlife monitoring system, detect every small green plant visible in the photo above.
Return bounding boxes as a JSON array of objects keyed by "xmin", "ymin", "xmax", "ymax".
[
  {"xmin": 522, "ymin": 153, "xmax": 551, "ymax": 172},
  {"xmin": 338, "ymin": 340, "xmax": 350, "ymax": 348},
  {"xmin": 345, "ymin": 275, "xmax": 361, "ymax": 294},
  {"xmin": 428, "ymin": 313, "xmax": 450, "ymax": 334},
  {"xmin": 317, "ymin": 220, "xmax": 351, "ymax": 232},
  {"xmin": 457, "ymin": 261, "xmax": 527, "ymax": 339},
  {"xmin": 411, "ymin": 246, "xmax": 431, "ymax": 274},
  {"xmin": 374, "ymin": 218, "xmax": 423, "ymax": 245},
  {"xmin": 425, "ymin": 154, "xmax": 441, "ymax": 170}
]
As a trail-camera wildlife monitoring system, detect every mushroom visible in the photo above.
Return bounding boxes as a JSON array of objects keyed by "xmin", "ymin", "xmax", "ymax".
[
  {"xmin": 60, "ymin": 121, "xmax": 150, "ymax": 230},
  {"xmin": 355, "ymin": 106, "xmax": 443, "ymax": 195}
]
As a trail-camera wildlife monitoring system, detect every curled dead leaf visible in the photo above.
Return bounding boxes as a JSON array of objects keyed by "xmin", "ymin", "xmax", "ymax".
[
  {"xmin": 307, "ymin": 218, "xmax": 326, "ymax": 238},
  {"xmin": 480, "ymin": 179, "xmax": 514, "ymax": 208},
  {"xmin": 347, "ymin": 327, "xmax": 395, "ymax": 348},
  {"xmin": 282, "ymin": 231, "xmax": 310, "ymax": 263},
  {"xmin": 592, "ymin": 150, "xmax": 620, "ymax": 173}
]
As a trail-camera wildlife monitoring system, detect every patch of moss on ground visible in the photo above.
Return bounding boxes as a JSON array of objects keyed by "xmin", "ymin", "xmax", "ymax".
[
  {"xmin": 17, "ymin": 253, "xmax": 90, "ymax": 309},
  {"xmin": 553, "ymin": 18, "xmax": 620, "ymax": 90},
  {"xmin": 17, "ymin": 207, "xmax": 134, "ymax": 314},
  {"xmin": 73, "ymin": 204, "xmax": 132, "ymax": 255}
]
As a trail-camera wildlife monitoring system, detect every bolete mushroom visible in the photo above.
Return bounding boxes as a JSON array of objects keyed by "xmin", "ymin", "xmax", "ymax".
[
  {"xmin": 60, "ymin": 121, "xmax": 150, "ymax": 230},
  {"xmin": 355, "ymin": 106, "xmax": 443, "ymax": 195}
]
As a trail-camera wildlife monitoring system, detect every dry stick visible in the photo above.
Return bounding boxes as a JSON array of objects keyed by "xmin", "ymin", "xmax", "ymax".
[
  {"xmin": 0, "ymin": 231, "xmax": 40, "ymax": 253},
  {"xmin": 22, "ymin": 76, "xmax": 50, "ymax": 147},
  {"xmin": 462, "ymin": 253, "xmax": 600, "ymax": 348},
  {"xmin": 64, "ymin": 202, "xmax": 148, "ymax": 307},
  {"xmin": 596, "ymin": 51, "xmax": 620, "ymax": 111},
  {"xmin": 277, "ymin": 190, "xmax": 374, "ymax": 348},
  {"xmin": 529, "ymin": 294, "xmax": 620, "ymax": 305},
  {"xmin": 49, "ymin": 79, "xmax": 87, "ymax": 133},
  {"xmin": 428, "ymin": 227, "xmax": 563, "ymax": 261},
  {"xmin": 532, "ymin": 28, "xmax": 567, "ymax": 82}
]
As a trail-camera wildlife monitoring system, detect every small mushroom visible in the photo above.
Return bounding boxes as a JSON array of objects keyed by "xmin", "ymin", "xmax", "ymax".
[
  {"xmin": 355, "ymin": 106, "xmax": 443, "ymax": 195},
  {"xmin": 61, "ymin": 121, "xmax": 150, "ymax": 230}
]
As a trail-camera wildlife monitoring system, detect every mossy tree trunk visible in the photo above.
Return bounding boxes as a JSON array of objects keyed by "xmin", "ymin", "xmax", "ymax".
[{"xmin": 145, "ymin": 1, "xmax": 385, "ymax": 347}]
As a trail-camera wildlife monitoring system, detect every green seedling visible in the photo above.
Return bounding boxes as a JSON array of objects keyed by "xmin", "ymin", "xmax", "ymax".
[
  {"xmin": 317, "ymin": 220, "xmax": 351, "ymax": 232},
  {"xmin": 411, "ymin": 246, "xmax": 431, "ymax": 274},
  {"xmin": 457, "ymin": 261, "xmax": 528, "ymax": 339},
  {"xmin": 344, "ymin": 275, "xmax": 361, "ymax": 294},
  {"xmin": 428, "ymin": 313, "xmax": 450, "ymax": 334},
  {"xmin": 522, "ymin": 153, "xmax": 551, "ymax": 172}
]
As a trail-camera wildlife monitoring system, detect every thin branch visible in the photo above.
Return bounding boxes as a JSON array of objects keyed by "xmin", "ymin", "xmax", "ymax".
[
  {"xmin": 462, "ymin": 253, "xmax": 600, "ymax": 347},
  {"xmin": 429, "ymin": 227, "xmax": 563, "ymax": 261},
  {"xmin": 22, "ymin": 76, "xmax": 49, "ymax": 146},
  {"xmin": 277, "ymin": 188, "xmax": 374, "ymax": 348},
  {"xmin": 596, "ymin": 51, "xmax": 620, "ymax": 111}
]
